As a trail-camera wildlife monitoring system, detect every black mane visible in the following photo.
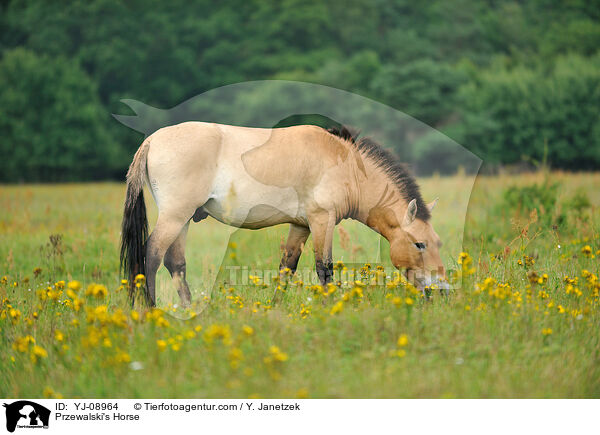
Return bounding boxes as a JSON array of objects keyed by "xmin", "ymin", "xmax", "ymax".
[{"xmin": 326, "ymin": 125, "xmax": 431, "ymax": 221}]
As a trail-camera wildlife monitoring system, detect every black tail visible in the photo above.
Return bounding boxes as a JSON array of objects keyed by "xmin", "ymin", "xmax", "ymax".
[{"xmin": 119, "ymin": 184, "xmax": 149, "ymax": 306}]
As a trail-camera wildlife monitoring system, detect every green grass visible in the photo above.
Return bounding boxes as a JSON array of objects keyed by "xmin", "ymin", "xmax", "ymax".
[{"xmin": 1, "ymin": 172, "xmax": 599, "ymax": 398}]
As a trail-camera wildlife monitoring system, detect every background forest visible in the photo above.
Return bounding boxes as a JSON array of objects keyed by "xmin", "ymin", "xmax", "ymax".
[{"xmin": 1, "ymin": 0, "xmax": 599, "ymax": 181}]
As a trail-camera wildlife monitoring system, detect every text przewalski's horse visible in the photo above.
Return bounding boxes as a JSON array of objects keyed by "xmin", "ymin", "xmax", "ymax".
[{"xmin": 120, "ymin": 122, "xmax": 447, "ymax": 306}]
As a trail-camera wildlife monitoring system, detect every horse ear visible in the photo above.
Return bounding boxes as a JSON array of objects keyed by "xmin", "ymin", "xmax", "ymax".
[
  {"xmin": 427, "ymin": 197, "xmax": 439, "ymax": 213},
  {"xmin": 403, "ymin": 199, "xmax": 418, "ymax": 227}
]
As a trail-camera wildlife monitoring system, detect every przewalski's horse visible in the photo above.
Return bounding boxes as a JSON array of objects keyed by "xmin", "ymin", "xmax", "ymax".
[{"xmin": 120, "ymin": 122, "xmax": 447, "ymax": 306}]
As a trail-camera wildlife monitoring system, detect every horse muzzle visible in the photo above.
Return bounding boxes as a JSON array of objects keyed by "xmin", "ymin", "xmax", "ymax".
[{"xmin": 407, "ymin": 270, "xmax": 450, "ymax": 297}]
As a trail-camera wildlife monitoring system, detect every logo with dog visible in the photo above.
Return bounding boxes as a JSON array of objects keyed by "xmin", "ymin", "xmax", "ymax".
[{"xmin": 3, "ymin": 401, "xmax": 50, "ymax": 432}]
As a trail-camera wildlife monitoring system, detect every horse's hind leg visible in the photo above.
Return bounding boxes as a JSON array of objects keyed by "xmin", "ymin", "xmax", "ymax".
[
  {"xmin": 279, "ymin": 224, "xmax": 310, "ymax": 274},
  {"xmin": 145, "ymin": 213, "xmax": 191, "ymax": 306},
  {"xmin": 274, "ymin": 224, "xmax": 310, "ymax": 303},
  {"xmin": 164, "ymin": 221, "xmax": 192, "ymax": 306}
]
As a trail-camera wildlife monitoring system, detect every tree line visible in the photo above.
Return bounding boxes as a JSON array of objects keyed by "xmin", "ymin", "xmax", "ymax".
[{"xmin": 1, "ymin": 0, "xmax": 599, "ymax": 181}]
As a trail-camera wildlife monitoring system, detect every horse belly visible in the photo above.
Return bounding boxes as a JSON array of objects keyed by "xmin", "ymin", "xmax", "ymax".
[{"xmin": 203, "ymin": 177, "xmax": 305, "ymax": 229}]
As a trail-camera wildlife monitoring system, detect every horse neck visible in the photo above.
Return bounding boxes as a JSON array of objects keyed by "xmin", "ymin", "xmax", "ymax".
[{"xmin": 354, "ymin": 157, "xmax": 408, "ymax": 238}]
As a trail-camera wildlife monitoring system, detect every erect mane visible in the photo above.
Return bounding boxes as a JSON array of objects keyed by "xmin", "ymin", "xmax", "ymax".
[{"xmin": 326, "ymin": 125, "xmax": 431, "ymax": 221}]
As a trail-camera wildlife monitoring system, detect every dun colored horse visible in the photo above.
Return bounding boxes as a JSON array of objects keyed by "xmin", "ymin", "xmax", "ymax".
[{"xmin": 120, "ymin": 122, "xmax": 447, "ymax": 306}]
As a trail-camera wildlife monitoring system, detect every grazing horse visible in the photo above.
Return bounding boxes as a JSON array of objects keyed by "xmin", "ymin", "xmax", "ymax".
[{"xmin": 120, "ymin": 122, "xmax": 447, "ymax": 306}]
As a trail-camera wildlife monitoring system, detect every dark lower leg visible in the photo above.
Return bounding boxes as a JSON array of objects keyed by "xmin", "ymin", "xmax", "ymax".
[
  {"xmin": 144, "ymin": 240, "xmax": 161, "ymax": 307},
  {"xmin": 166, "ymin": 264, "xmax": 191, "ymax": 306},
  {"xmin": 315, "ymin": 258, "xmax": 333, "ymax": 286},
  {"xmin": 308, "ymin": 212, "xmax": 335, "ymax": 287},
  {"xmin": 279, "ymin": 224, "xmax": 310, "ymax": 274},
  {"xmin": 164, "ymin": 256, "xmax": 192, "ymax": 306},
  {"xmin": 279, "ymin": 247, "xmax": 303, "ymax": 274}
]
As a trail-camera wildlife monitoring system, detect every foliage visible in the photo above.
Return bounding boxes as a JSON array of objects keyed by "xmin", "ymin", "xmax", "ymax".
[
  {"xmin": 370, "ymin": 59, "xmax": 468, "ymax": 127},
  {"xmin": 456, "ymin": 54, "xmax": 600, "ymax": 170},
  {"xmin": 0, "ymin": 0, "xmax": 599, "ymax": 180},
  {"xmin": 502, "ymin": 181, "xmax": 560, "ymax": 225},
  {"xmin": 565, "ymin": 189, "xmax": 592, "ymax": 218},
  {"xmin": 0, "ymin": 48, "xmax": 121, "ymax": 181}
]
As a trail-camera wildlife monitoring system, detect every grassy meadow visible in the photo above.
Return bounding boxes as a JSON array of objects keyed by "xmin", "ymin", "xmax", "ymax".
[{"xmin": 1, "ymin": 172, "xmax": 599, "ymax": 398}]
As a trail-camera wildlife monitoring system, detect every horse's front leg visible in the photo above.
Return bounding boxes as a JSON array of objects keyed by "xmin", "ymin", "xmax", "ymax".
[{"xmin": 308, "ymin": 211, "xmax": 336, "ymax": 287}]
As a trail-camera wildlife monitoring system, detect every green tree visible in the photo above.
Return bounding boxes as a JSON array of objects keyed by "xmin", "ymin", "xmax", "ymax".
[
  {"xmin": 0, "ymin": 48, "xmax": 120, "ymax": 181},
  {"xmin": 370, "ymin": 59, "xmax": 468, "ymax": 127},
  {"xmin": 456, "ymin": 54, "xmax": 600, "ymax": 169},
  {"xmin": 1, "ymin": 0, "xmax": 600, "ymax": 179}
]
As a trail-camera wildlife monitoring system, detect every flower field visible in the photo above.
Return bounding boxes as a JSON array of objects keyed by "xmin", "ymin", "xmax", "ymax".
[{"xmin": 1, "ymin": 172, "xmax": 599, "ymax": 398}]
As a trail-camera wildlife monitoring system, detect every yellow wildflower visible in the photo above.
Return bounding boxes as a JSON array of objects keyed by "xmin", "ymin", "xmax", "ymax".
[
  {"xmin": 204, "ymin": 324, "xmax": 232, "ymax": 345},
  {"xmin": 264, "ymin": 345, "xmax": 288, "ymax": 364},
  {"xmin": 13, "ymin": 335, "xmax": 35, "ymax": 353},
  {"xmin": 85, "ymin": 284, "xmax": 108, "ymax": 299},
  {"xmin": 458, "ymin": 252, "xmax": 475, "ymax": 275},
  {"xmin": 390, "ymin": 349, "xmax": 406, "ymax": 358},
  {"xmin": 296, "ymin": 388, "xmax": 309, "ymax": 399},
  {"xmin": 9, "ymin": 308, "xmax": 21, "ymax": 322},
  {"xmin": 330, "ymin": 301, "xmax": 344, "ymax": 315},
  {"xmin": 30, "ymin": 345, "xmax": 48, "ymax": 363},
  {"xmin": 229, "ymin": 347, "xmax": 244, "ymax": 369},
  {"xmin": 114, "ymin": 350, "xmax": 131, "ymax": 363},
  {"xmin": 397, "ymin": 334, "xmax": 409, "ymax": 347}
]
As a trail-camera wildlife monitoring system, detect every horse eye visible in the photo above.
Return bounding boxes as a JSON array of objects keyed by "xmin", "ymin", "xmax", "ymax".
[{"xmin": 414, "ymin": 242, "xmax": 426, "ymax": 251}]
